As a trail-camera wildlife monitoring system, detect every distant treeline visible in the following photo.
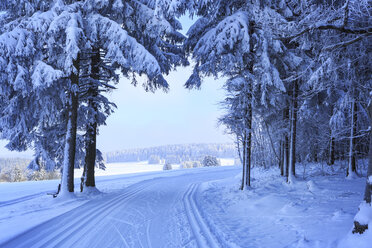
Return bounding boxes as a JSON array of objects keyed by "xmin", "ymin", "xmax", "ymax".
[
  {"xmin": 0, "ymin": 157, "xmax": 59, "ymax": 182},
  {"xmin": 0, "ymin": 157, "xmax": 30, "ymax": 172},
  {"xmin": 104, "ymin": 143, "xmax": 237, "ymax": 163}
]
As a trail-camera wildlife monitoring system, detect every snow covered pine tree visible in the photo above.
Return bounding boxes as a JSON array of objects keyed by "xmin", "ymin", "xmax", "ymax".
[
  {"xmin": 0, "ymin": 0, "xmax": 189, "ymax": 196},
  {"xmin": 186, "ymin": 0, "xmax": 290, "ymax": 189},
  {"xmin": 281, "ymin": 0, "xmax": 371, "ymax": 234}
]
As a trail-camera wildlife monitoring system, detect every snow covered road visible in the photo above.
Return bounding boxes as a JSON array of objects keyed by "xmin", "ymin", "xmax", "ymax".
[{"xmin": 1, "ymin": 166, "xmax": 239, "ymax": 248}]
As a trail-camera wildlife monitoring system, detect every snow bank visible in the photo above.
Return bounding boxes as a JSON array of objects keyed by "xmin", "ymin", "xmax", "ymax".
[{"xmin": 354, "ymin": 202, "xmax": 372, "ymax": 225}]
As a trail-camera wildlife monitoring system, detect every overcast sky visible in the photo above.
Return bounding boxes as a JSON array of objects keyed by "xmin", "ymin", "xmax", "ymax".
[{"xmin": 0, "ymin": 15, "xmax": 233, "ymax": 159}]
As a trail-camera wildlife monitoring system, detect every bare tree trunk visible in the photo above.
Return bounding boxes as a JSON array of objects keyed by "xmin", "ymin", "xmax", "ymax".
[
  {"xmin": 352, "ymin": 102, "xmax": 357, "ymax": 171},
  {"xmin": 362, "ymin": 103, "xmax": 372, "ymax": 203},
  {"xmin": 328, "ymin": 134, "xmax": 335, "ymax": 165},
  {"xmin": 364, "ymin": 125, "xmax": 372, "ymax": 204},
  {"xmin": 84, "ymin": 121, "xmax": 97, "ymax": 187},
  {"xmin": 60, "ymin": 55, "xmax": 80, "ymax": 195},
  {"xmin": 284, "ymin": 106, "xmax": 290, "ymax": 179},
  {"xmin": 240, "ymin": 133, "xmax": 247, "ymax": 190},
  {"xmin": 288, "ymin": 81, "xmax": 298, "ymax": 183},
  {"xmin": 280, "ymin": 140, "xmax": 284, "ymax": 176},
  {"xmin": 264, "ymin": 121, "xmax": 280, "ymax": 164},
  {"xmin": 246, "ymin": 100, "xmax": 252, "ymax": 187},
  {"xmin": 348, "ymin": 96, "xmax": 357, "ymax": 177},
  {"xmin": 353, "ymin": 102, "xmax": 372, "ymax": 234},
  {"xmin": 291, "ymin": 81, "xmax": 298, "ymax": 176}
]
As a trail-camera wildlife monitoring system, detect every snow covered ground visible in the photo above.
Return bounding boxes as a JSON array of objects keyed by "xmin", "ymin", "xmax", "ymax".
[
  {"xmin": 0, "ymin": 161, "xmax": 369, "ymax": 247},
  {"xmin": 198, "ymin": 164, "xmax": 368, "ymax": 248}
]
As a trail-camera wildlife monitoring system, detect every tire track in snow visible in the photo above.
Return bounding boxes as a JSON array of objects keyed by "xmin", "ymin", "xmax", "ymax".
[{"xmin": 183, "ymin": 183, "xmax": 221, "ymax": 248}]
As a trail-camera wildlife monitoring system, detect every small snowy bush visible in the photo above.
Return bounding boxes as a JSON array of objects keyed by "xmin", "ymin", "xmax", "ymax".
[
  {"xmin": 193, "ymin": 161, "xmax": 202, "ymax": 168},
  {"xmin": 163, "ymin": 162, "xmax": 172, "ymax": 170},
  {"xmin": 181, "ymin": 161, "xmax": 193, "ymax": 169},
  {"xmin": 202, "ymin": 156, "xmax": 221, "ymax": 167}
]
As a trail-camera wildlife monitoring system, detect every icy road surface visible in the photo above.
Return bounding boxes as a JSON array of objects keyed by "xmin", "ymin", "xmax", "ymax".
[{"xmin": 1, "ymin": 166, "xmax": 239, "ymax": 248}]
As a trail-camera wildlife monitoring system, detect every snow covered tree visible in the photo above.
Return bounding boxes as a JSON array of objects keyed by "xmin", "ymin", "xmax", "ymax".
[
  {"xmin": 202, "ymin": 155, "xmax": 220, "ymax": 167},
  {"xmin": 0, "ymin": 0, "xmax": 189, "ymax": 195},
  {"xmin": 186, "ymin": 1, "xmax": 288, "ymax": 188},
  {"xmin": 0, "ymin": 2, "xmax": 69, "ymax": 172},
  {"xmin": 163, "ymin": 162, "xmax": 173, "ymax": 170},
  {"xmin": 11, "ymin": 166, "xmax": 25, "ymax": 182},
  {"xmin": 75, "ymin": 0, "xmax": 190, "ymax": 191},
  {"xmin": 282, "ymin": 0, "xmax": 371, "ymax": 233},
  {"xmin": 282, "ymin": 0, "xmax": 371, "ymax": 178}
]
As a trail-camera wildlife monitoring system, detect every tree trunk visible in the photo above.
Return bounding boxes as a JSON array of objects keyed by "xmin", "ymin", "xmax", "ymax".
[
  {"xmin": 83, "ymin": 48, "xmax": 100, "ymax": 189},
  {"xmin": 288, "ymin": 80, "xmax": 298, "ymax": 183},
  {"xmin": 352, "ymin": 101, "xmax": 372, "ymax": 234},
  {"xmin": 348, "ymin": 97, "xmax": 357, "ymax": 177},
  {"xmin": 364, "ymin": 125, "xmax": 372, "ymax": 204},
  {"xmin": 328, "ymin": 134, "xmax": 335, "ymax": 165},
  {"xmin": 240, "ymin": 133, "xmax": 247, "ymax": 190},
  {"xmin": 280, "ymin": 140, "xmax": 284, "ymax": 176},
  {"xmin": 246, "ymin": 99, "xmax": 252, "ymax": 187},
  {"xmin": 363, "ymin": 103, "xmax": 372, "ymax": 203},
  {"xmin": 60, "ymin": 55, "xmax": 80, "ymax": 195},
  {"xmin": 84, "ymin": 121, "xmax": 97, "ymax": 187},
  {"xmin": 352, "ymin": 102, "xmax": 357, "ymax": 171},
  {"xmin": 284, "ymin": 106, "xmax": 290, "ymax": 179}
]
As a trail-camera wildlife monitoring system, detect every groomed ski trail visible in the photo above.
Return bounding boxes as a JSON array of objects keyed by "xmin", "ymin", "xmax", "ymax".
[
  {"xmin": 1, "ymin": 166, "xmax": 239, "ymax": 248},
  {"xmin": 183, "ymin": 183, "xmax": 221, "ymax": 248}
]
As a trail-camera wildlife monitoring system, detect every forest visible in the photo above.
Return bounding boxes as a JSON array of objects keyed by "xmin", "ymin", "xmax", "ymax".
[
  {"xmin": 0, "ymin": 0, "xmax": 371, "ymax": 241},
  {"xmin": 104, "ymin": 143, "xmax": 236, "ymax": 163}
]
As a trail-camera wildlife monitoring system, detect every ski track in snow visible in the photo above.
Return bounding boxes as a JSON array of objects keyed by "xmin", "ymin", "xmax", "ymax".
[
  {"xmin": 1, "ymin": 167, "xmax": 239, "ymax": 248},
  {"xmin": 0, "ymin": 191, "xmax": 50, "ymax": 207},
  {"xmin": 183, "ymin": 183, "xmax": 221, "ymax": 248}
]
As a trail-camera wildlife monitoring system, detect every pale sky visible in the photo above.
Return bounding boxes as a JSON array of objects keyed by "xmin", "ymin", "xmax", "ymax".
[{"xmin": 0, "ymin": 15, "xmax": 233, "ymax": 159}]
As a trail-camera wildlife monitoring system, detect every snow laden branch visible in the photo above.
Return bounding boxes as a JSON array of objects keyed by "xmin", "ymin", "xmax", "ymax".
[
  {"xmin": 279, "ymin": 0, "xmax": 371, "ymax": 52},
  {"xmin": 87, "ymin": 14, "xmax": 168, "ymax": 91},
  {"xmin": 280, "ymin": 24, "xmax": 372, "ymax": 42}
]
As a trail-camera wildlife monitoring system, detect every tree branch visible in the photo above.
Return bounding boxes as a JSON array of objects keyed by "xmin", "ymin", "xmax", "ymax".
[
  {"xmin": 323, "ymin": 33, "xmax": 370, "ymax": 51},
  {"xmin": 264, "ymin": 120, "xmax": 280, "ymax": 162},
  {"xmin": 280, "ymin": 24, "xmax": 371, "ymax": 41}
]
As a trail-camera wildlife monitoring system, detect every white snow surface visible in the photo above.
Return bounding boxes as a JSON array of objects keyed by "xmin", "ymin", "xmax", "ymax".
[{"xmin": 0, "ymin": 161, "xmax": 369, "ymax": 247}]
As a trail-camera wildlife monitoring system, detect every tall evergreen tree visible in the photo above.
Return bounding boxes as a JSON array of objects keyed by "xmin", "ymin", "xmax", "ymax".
[{"xmin": 186, "ymin": 0, "xmax": 287, "ymax": 189}]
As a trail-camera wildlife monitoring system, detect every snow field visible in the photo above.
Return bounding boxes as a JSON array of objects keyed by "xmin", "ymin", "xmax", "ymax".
[{"xmin": 198, "ymin": 164, "xmax": 367, "ymax": 248}]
